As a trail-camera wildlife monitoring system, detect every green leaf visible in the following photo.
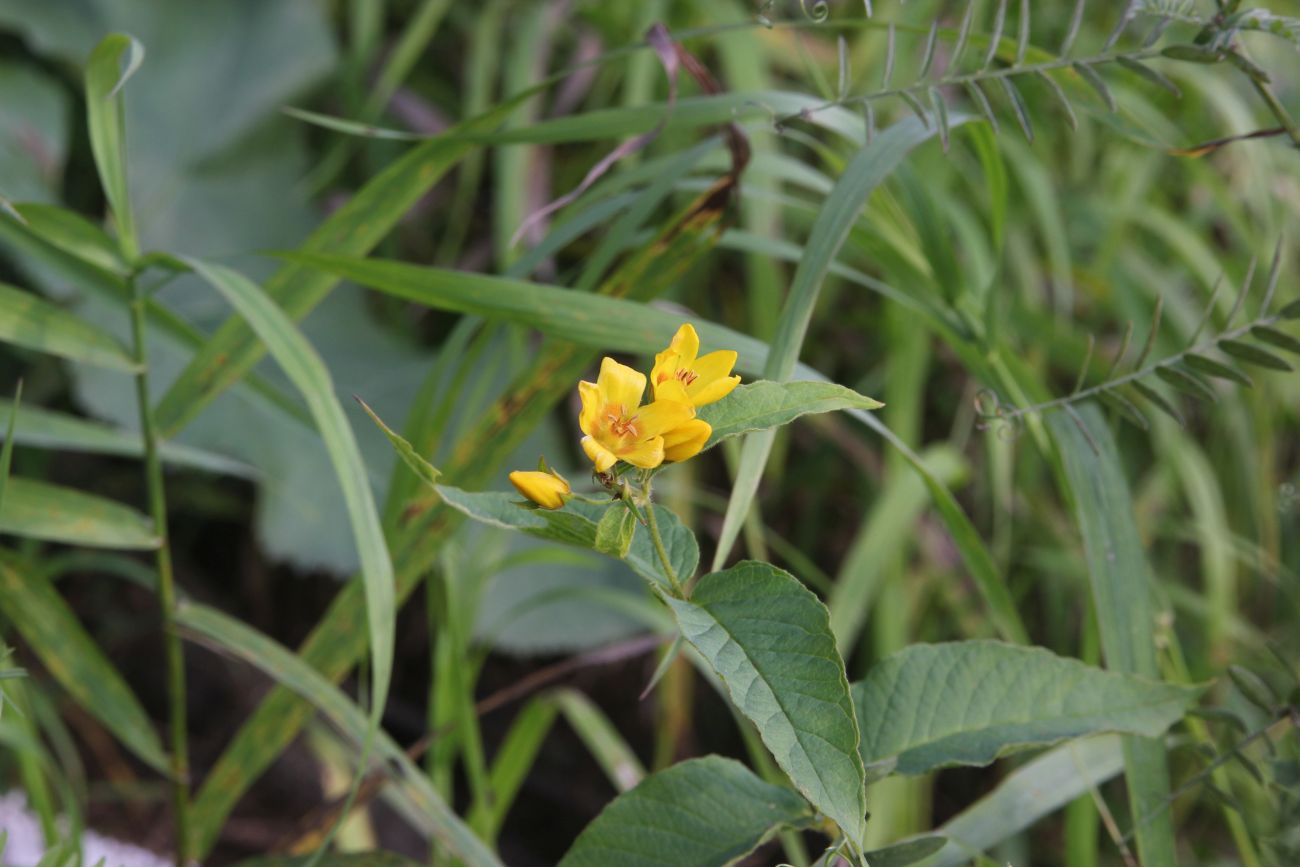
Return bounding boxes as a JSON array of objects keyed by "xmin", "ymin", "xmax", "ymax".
[
  {"xmin": 861, "ymin": 836, "xmax": 947, "ymax": 867},
  {"xmin": 593, "ymin": 506, "xmax": 636, "ymax": 559},
  {"xmin": 1130, "ymin": 381, "xmax": 1185, "ymax": 427},
  {"xmin": 0, "ymin": 561, "xmax": 167, "ymax": 771},
  {"xmin": 852, "ymin": 641, "xmax": 1200, "ymax": 776},
  {"xmin": 1278, "ymin": 297, "xmax": 1300, "ymax": 319},
  {"xmin": 355, "ymin": 397, "xmax": 440, "ymax": 489},
  {"xmin": 1250, "ymin": 325, "xmax": 1300, "ymax": 354},
  {"xmin": 0, "ymin": 382, "xmax": 19, "ymax": 514},
  {"xmin": 698, "ymin": 380, "xmax": 883, "ymax": 450},
  {"xmin": 714, "ymin": 114, "xmax": 956, "ymax": 572},
  {"xmin": 1219, "ymin": 338, "xmax": 1292, "ymax": 371},
  {"xmin": 0, "ymin": 398, "xmax": 252, "ymax": 476},
  {"xmin": 1049, "ymin": 406, "xmax": 1179, "ymax": 867},
  {"xmin": 930, "ymin": 736, "xmax": 1126, "ymax": 866},
  {"xmin": 176, "ymin": 601, "xmax": 502, "ymax": 867},
  {"xmin": 84, "ymin": 33, "xmax": 143, "ymax": 260},
  {"xmin": 1184, "ymin": 353, "xmax": 1253, "ymax": 386},
  {"xmin": 0, "ymin": 282, "xmax": 138, "ymax": 372},
  {"xmin": 1155, "ymin": 363, "xmax": 1218, "ymax": 402},
  {"xmin": 665, "ymin": 561, "xmax": 866, "ymax": 846},
  {"xmin": 555, "ymin": 756, "xmax": 812, "ymax": 867},
  {"xmin": 0, "ymin": 476, "xmax": 157, "ymax": 549},
  {"xmin": 8, "ymin": 204, "xmax": 128, "ymax": 275},
  {"xmin": 435, "ymin": 485, "xmax": 696, "ymax": 588},
  {"xmin": 183, "ymin": 257, "xmax": 395, "ymax": 847}
]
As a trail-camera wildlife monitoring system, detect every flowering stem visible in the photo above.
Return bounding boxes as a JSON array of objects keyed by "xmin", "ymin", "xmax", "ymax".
[{"xmin": 641, "ymin": 476, "xmax": 684, "ymax": 598}]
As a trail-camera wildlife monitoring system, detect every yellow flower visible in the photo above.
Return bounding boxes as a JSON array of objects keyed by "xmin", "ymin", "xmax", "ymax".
[
  {"xmin": 509, "ymin": 468, "xmax": 572, "ymax": 509},
  {"xmin": 651, "ymin": 323, "xmax": 741, "ymax": 407},
  {"xmin": 579, "ymin": 357, "xmax": 694, "ymax": 472},
  {"xmin": 661, "ymin": 418, "xmax": 711, "ymax": 463}
]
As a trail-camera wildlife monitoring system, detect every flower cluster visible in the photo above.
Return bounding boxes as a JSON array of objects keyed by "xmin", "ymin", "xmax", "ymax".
[{"xmin": 510, "ymin": 324, "xmax": 740, "ymax": 509}]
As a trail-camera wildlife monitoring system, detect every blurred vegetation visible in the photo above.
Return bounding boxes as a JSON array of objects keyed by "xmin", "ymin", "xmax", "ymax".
[{"xmin": 0, "ymin": 0, "xmax": 1298, "ymax": 865}]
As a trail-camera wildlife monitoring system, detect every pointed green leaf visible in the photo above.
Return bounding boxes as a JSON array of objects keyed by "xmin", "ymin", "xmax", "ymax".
[
  {"xmin": 698, "ymin": 381, "xmax": 882, "ymax": 450},
  {"xmin": 356, "ymin": 397, "xmax": 441, "ymax": 489},
  {"xmin": 852, "ymin": 642, "xmax": 1200, "ymax": 775},
  {"xmin": 1130, "ymin": 381, "xmax": 1185, "ymax": 426},
  {"xmin": 0, "ymin": 477, "xmax": 157, "ymax": 549},
  {"xmin": 1219, "ymin": 338, "xmax": 1292, "ymax": 371},
  {"xmin": 998, "ymin": 77, "xmax": 1034, "ymax": 141},
  {"xmin": 435, "ymin": 485, "xmax": 695, "ymax": 589},
  {"xmin": 1116, "ymin": 57, "xmax": 1181, "ymax": 95},
  {"xmin": 84, "ymin": 33, "xmax": 143, "ymax": 260},
  {"xmin": 0, "ymin": 282, "xmax": 138, "ymax": 372},
  {"xmin": 1073, "ymin": 62, "xmax": 1117, "ymax": 111},
  {"xmin": 665, "ymin": 562, "xmax": 866, "ymax": 845},
  {"xmin": 8, "ymin": 203, "xmax": 129, "ymax": 275},
  {"xmin": 1250, "ymin": 325, "xmax": 1300, "ymax": 355},
  {"xmin": 0, "ymin": 561, "xmax": 167, "ymax": 771},
  {"xmin": 1098, "ymin": 390, "xmax": 1149, "ymax": 430},
  {"xmin": 1155, "ymin": 364, "xmax": 1217, "ymax": 402},
  {"xmin": 1278, "ymin": 298, "xmax": 1300, "ymax": 319},
  {"xmin": 1184, "ymin": 353, "xmax": 1254, "ymax": 386},
  {"xmin": 556, "ymin": 756, "xmax": 812, "ymax": 867}
]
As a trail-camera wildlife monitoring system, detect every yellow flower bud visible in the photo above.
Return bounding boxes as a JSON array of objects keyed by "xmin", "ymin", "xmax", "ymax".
[
  {"xmin": 509, "ymin": 469, "xmax": 572, "ymax": 510},
  {"xmin": 661, "ymin": 418, "xmax": 711, "ymax": 463}
]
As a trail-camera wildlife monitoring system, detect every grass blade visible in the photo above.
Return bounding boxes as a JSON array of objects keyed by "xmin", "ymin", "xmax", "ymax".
[
  {"xmin": 0, "ymin": 282, "xmax": 138, "ymax": 372},
  {"xmin": 712, "ymin": 115, "xmax": 953, "ymax": 571},
  {"xmin": 84, "ymin": 34, "xmax": 143, "ymax": 260},
  {"xmin": 0, "ymin": 560, "xmax": 167, "ymax": 771},
  {"xmin": 1049, "ymin": 406, "xmax": 1180, "ymax": 867},
  {"xmin": 0, "ymin": 477, "xmax": 158, "ymax": 549}
]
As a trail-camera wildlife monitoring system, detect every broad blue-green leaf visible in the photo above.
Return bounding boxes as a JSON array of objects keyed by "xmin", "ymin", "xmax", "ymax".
[
  {"xmin": 852, "ymin": 641, "xmax": 1200, "ymax": 775},
  {"xmin": 1049, "ymin": 406, "xmax": 1177, "ymax": 867},
  {"xmin": 698, "ymin": 380, "xmax": 883, "ymax": 450},
  {"xmin": 0, "ymin": 64, "xmax": 70, "ymax": 203},
  {"xmin": 556, "ymin": 756, "xmax": 812, "ymax": 867},
  {"xmin": 435, "ymin": 485, "xmax": 697, "ymax": 587},
  {"xmin": 665, "ymin": 561, "xmax": 866, "ymax": 846},
  {"xmin": 0, "ymin": 561, "xmax": 167, "ymax": 771},
  {"xmin": 860, "ymin": 836, "xmax": 947, "ymax": 867},
  {"xmin": 0, "ymin": 476, "xmax": 157, "ymax": 549},
  {"xmin": 0, "ymin": 282, "xmax": 137, "ymax": 371}
]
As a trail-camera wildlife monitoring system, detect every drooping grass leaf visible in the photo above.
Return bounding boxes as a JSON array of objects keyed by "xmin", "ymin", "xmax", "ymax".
[
  {"xmin": 666, "ymin": 561, "xmax": 866, "ymax": 847},
  {"xmin": 697, "ymin": 380, "xmax": 883, "ymax": 449},
  {"xmin": 176, "ymin": 601, "xmax": 501, "ymax": 867},
  {"xmin": 8, "ymin": 203, "xmax": 128, "ymax": 275},
  {"xmin": 0, "ymin": 561, "xmax": 167, "ymax": 771},
  {"xmin": 852, "ymin": 641, "xmax": 1200, "ymax": 776},
  {"xmin": 183, "ymin": 258, "xmax": 395, "ymax": 856},
  {"xmin": 555, "ymin": 756, "xmax": 812, "ymax": 867},
  {"xmin": 0, "ymin": 399, "xmax": 253, "ymax": 476},
  {"xmin": 1049, "ymin": 406, "xmax": 1179, "ymax": 867},
  {"xmin": 713, "ymin": 114, "xmax": 954, "ymax": 572},
  {"xmin": 84, "ymin": 33, "xmax": 143, "ymax": 259},
  {"xmin": 0, "ymin": 477, "xmax": 157, "ymax": 549},
  {"xmin": 930, "ymin": 736, "xmax": 1126, "ymax": 867},
  {"xmin": 0, "ymin": 282, "xmax": 137, "ymax": 372}
]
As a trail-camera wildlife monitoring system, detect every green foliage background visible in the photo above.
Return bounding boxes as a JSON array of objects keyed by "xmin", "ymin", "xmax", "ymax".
[{"xmin": 0, "ymin": 0, "xmax": 1298, "ymax": 865}]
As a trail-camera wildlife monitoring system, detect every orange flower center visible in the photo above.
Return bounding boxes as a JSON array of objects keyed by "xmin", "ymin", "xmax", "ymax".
[
  {"xmin": 605, "ymin": 405, "xmax": 639, "ymax": 438},
  {"xmin": 657, "ymin": 368, "xmax": 698, "ymax": 387}
]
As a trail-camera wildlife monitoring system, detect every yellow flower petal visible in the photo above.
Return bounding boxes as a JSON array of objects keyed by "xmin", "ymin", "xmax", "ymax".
[
  {"xmin": 631, "ymin": 397, "xmax": 694, "ymax": 439},
  {"xmin": 662, "ymin": 418, "xmax": 711, "ymax": 463},
  {"xmin": 650, "ymin": 349, "xmax": 680, "ymax": 398},
  {"xmin": 689, "ymin": 373, "xmax": 741, "ymax": 407},
  {"xmin": 596, "ymin": 357, "xmax": 645, "ymax": 415},
  {"xmin": 509, "ymin": 470, "xmax": 571, "ymax": 509},
  {"xmin": 619, "ymin": 434, "xmax": 665, "ymax": 469},
  {"xmin": 667, "ymin": 323, "xmax": 700, "ymax": 366},
  {"xmin": 581, "ymin": 436, "xmax": 618, "ymax": 473},
  {"xmin": 578, "ymin": 380, "xmax": 602, "ymax": 436}
]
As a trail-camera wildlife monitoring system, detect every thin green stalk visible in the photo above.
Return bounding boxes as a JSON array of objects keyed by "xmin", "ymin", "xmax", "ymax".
[
  {"xmin": 128, "ymin": 274, "xmax": 189, "ymax": 865},
  {"xmin": 641, "ymin": 477, "xmax": 685, "ymax": 598}
]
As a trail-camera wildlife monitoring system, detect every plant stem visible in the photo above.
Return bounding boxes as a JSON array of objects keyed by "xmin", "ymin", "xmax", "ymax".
[
  {"xmin": 641, "ymin": 477, "xmax": 685, "ymax": 598},
  {"xmin": 129, "ymin": 274, "xmax": 190, "ymax": 865}
]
